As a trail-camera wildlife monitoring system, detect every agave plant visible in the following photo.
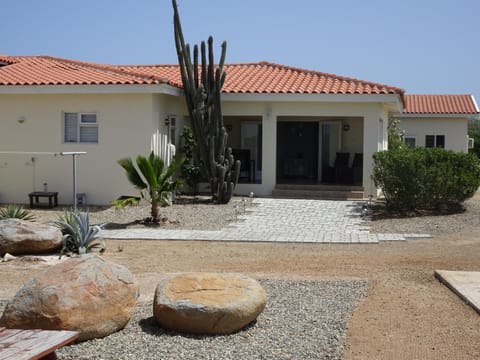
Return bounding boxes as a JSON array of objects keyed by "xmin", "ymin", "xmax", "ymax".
[
  {"xmin": 0, "ymin": 204, "xmax": 36, "ymax": 221},
  {"xmin": 54, "ymin": 209, "xmax": 105, "ymax": 257}
]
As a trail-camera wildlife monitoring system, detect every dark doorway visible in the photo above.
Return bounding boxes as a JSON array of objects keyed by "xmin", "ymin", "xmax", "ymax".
[{"xmin": 277, "ymin": 121, "xmax": 319, "ymax": 183}]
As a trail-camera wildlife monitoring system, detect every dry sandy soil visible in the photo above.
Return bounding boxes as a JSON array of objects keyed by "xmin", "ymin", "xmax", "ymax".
[{"xmin": 1, "ymin": 197, "xmax": 479, "ymax": 359}]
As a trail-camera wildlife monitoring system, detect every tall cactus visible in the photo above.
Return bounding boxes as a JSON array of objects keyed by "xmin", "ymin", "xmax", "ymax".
[{"xmin": 172, "ymin": 0, "xmax": 240, "ymax": 204}]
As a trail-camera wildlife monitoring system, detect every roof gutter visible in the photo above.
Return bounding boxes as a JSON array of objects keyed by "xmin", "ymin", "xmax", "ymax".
[{"xmin": 0, "ymin": 84, "xmax": 181, "ymax": 96}]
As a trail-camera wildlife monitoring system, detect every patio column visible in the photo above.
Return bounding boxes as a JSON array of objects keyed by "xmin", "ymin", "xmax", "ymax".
[
  {"xmin": 362, "ymin": 107, "xmax": 388, "ymax": 197},
  {"xmin": 262, "ymin": 106, "xmax": 276, "ymax": 195}
]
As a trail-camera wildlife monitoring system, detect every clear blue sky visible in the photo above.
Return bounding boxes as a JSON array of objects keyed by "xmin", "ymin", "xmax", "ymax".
[{"xmin": 3, "ymin": 0, "xmax": 480, "ymax": 104}]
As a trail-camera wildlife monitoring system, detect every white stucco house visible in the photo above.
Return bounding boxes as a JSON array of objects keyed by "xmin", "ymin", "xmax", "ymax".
[{"xmin": 0, "ymin": 55, "xmax": 478, "ymax": 205}]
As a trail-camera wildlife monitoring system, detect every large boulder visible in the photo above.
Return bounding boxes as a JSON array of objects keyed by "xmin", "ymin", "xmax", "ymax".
[
  {"xmin": 153, "ymin": 272, "xmax": 267, "ymax": 335},
  {"xmin": 0, "ymin": 219, "xmax": 62, "ymax": 256},
  {"xmin": 0, "ymin": 254, "xmax": 138, "ymax": 341}
]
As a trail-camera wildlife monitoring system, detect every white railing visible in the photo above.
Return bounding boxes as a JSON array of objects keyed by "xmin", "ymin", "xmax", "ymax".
[{"xmin": 151, "ymin": 130, "xmax": 175, "ymax": 166}]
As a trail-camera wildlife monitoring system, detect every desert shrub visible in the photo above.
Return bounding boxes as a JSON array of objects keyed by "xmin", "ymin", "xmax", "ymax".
[
  {"xmin": 373, "ymin": 147, "xmax": 480, "ymax": 212},
  {"xmin": 54, "ymin": 209, "xmax": 105, "ymax": 256},
  {"xmin": 0, "ymin": 204, "xmax": 35, "ymax": 221}
]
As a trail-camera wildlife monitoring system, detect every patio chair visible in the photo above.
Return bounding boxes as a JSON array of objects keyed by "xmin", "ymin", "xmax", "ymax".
[
  {"xmin": 232, "ymin": 148, "xmax": 252, "ymax": 183},
  {"xmin": 351, "ymin": 153, "xmax": 363, "ymax": 185},
  {"xmin": 328, "ymin": 152, "xmax": 350, "ymax": 184}
]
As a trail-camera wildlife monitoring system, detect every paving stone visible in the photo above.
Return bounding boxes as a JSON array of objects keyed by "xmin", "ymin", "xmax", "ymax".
[{"xmin": 102, "ymin": 198, "xmax": 430, "ymax": 244}]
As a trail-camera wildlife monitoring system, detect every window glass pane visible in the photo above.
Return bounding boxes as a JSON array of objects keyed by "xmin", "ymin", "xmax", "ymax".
[
  {"xmin": 436, "ymin": 135, "xmax": 445, "ymax": 148},
  {"xmin": 425, "ymin": 135, "xmax": 435, "ymax": 148},
  {"xmin": 80, "ymin": 126, "xmax": 98, "ymax": 143},
  {"xmin": 64, "ymin": 113, "xmax": 78, "ymax": 142},
  {"xmin": 404, "ymin": 137, "xmax": 416, "ymax": 148},
  {"xmin": 81, "ymin": 114, "xmax": 97, "ymax": 123}
]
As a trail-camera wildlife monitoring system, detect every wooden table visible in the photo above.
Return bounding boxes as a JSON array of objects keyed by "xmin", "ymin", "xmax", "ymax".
[
  {"xmin": 28, "ymin": 192, "xmax": 58, "ymax": 209},
  {"xmin": 0, "ymin": 327, "xmax": 79, "ymax": 360}
]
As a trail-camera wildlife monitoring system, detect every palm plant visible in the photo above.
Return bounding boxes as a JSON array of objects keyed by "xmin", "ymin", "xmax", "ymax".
[
  {"xmin": 117, "ymin": 151, "xmax": 184, "ymax": 223},
  {"xmin": 0, "ymin": 204, "xmax": 35, "ymax": 221},
  {"xmin": 54, "ymin": 209, "xmax": 104, "ymax": 256}
]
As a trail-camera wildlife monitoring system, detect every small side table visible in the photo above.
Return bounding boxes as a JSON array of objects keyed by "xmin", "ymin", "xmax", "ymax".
[{"xmin": 28, "ymin": 192, "xmax": 59, "ymax": 209}]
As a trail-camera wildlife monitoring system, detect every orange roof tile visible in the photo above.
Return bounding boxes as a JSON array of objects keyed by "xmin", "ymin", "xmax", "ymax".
[
  {"xmin": 403, "ymin": 94, "xmax": 479, "ymax": 114},
  {"xmin": 0, "ymin": 55, "xmax": 403, "ymax": 96},
  {"xmin": 0, "ymin": 56, "xmax": 164, "ymax": 86},
  {"xmin": 118, "ymin": 61, "xmax": 404, "ymax": 95}
]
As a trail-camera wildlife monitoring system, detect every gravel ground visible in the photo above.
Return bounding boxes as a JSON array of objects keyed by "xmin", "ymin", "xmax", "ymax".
[
  {"xmin": 19, "ymin": 196, "xmax": 243, "ymax": 231},
  {"xmin": 21, "ymin": 195, "xmax": 480, "ymax": 236},
  {"xmin": 0, "ymin": 280, "xmax": 367, "ymax": 360},
  {"xmin": 367, "ymin": 197, "xmax": 480, "ymax": 235}
]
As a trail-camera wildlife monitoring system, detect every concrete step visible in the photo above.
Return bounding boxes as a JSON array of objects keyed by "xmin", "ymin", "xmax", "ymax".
[
  {"xmin": 275, "ymin": 184, "xmax": 363, "ymax": 192},
  {"xmin": 272, "ymin": 187, "xmax": 365, "ymax": 200}
]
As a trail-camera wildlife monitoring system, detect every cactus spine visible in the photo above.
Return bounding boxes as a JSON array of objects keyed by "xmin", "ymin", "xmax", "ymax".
[{"xmin": 172, "ymin": 0, "xmax": 240, "ymax": 204}]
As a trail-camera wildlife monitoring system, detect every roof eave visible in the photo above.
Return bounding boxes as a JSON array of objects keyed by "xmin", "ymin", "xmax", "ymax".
[
  {"xmin": 395, "ymin": 112, "xmax": 477, "ymax": 119},
  {"xmin": 0, "ymin": 83, "xmax": 181, "ymax": 96},
  {"xmin": 221, "ymin": 92, "xmax": 402, "ymax": 105}
]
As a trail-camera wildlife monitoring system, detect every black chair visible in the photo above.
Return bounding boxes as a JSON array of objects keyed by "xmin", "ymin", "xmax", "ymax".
[
  {"xmin": 325, "ymin": 152, "xmax": 350, "ymax": 184},
  {"xmin": 232, "ymin": 149, "xmax": 252, "ymax": 182},
  {"xmin": 351, "ymin": 153, "xmax": 363, "ymax": 185}
]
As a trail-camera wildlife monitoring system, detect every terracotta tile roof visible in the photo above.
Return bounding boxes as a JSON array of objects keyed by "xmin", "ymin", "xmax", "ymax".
[
  {"xmin": 118, "ymin": 61, "xmax": 404, "ymax": 95},
  {"xmin": 0, "ymin": 55, "xmax": 403, "ymax": 96},
  {"xmin": 0, "ymin": 56, "xmax": 165, "ymax": 86},
  {"xmin": 403, "ymin": 94, "xmax": 479, "ymax": 114}
]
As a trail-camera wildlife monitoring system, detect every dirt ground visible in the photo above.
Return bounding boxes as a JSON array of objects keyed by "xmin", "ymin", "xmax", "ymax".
[{"xmin": 1, "ymin": 231, "xmax": 479, "ymax": 359}]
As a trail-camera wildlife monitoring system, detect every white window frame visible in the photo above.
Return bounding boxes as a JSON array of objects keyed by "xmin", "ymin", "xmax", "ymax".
[
  {"xmin": 63, "ymin": 112, "xmax": 98, "ymax": 144},
  {"xmin": 404, "ymin": 136, "xmax": 416, "ymax": 148}
]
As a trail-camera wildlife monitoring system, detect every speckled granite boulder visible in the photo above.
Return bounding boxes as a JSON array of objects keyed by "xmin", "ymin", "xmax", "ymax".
[
  {"xmin": 0, "ymin": 219, "xmax": 62, "ymax": 256},
  {"xmin": 0, "ymin": 254, "xmax": 138, "ymax": 341},
  {"xmin": 153, "ymin": 272, "xmax": 267, "ymax": 335}
]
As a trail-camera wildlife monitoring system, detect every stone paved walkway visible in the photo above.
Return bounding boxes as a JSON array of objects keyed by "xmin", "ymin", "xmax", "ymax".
[{"xmin": 102, "ymin": 198, "xmax": 431, "ymax": 244}]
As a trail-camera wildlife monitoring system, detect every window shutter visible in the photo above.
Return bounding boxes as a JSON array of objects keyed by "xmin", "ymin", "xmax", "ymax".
[
  {"xmin": 64, "ymin": 113, "xmax": 78, "ymax": 142},
  {"xmin": 80, "ymin": 126, "xmax": 98, "ymax": 143}
]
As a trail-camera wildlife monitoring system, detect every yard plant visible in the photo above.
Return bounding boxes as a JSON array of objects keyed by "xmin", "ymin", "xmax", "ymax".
[
  {"xmin": 54, "ymin": 209, "xmax": 105, "ymax": 256},
  {"xmin": 172, "ymin": 0, "xmax": 240, "ymax": 204},
  {"xmin": 117, "ymin": 151, "xmax": 184, "ymax": 223},
  {"xmin": 0, "ymin": 204, "xmax": 35, "ymax": 221},
  {"xmin": 180, "ymin": 126, "xmax": 203, "ymax": 195},
  {"xmin": 373, "ymin": 147, "xmax": 480, "ymax": 212}
]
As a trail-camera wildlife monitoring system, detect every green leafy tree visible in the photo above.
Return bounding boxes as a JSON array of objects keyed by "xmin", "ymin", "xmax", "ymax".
[
  {"xmin": 117, "ymin": 152, "xmax": 184, "ymax": 223},
  {"xmin": 468, "ymin": 120, "xmax": 480, "ymax": 158},
  {"xmin": 387, "ymin": 115, "xmax": 406, "ymax": 150}
]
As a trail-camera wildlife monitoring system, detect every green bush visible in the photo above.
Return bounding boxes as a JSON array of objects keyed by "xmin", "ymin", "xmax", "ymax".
[
  {"xmin": 0, "ymin": 204, "xmax": 35, "ymax": 221},
  {"xmin": 180, "ymin": 126, "xmax": 203, "ymax": 195},
  {"xmin": 373, "ymin": 147, "xmax": 480, "ymax": 212}
]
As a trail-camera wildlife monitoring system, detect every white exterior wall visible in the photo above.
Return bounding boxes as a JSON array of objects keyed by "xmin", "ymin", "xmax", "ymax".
[
  {"xmin": 399, "ymin": 117, "xmax": 469, "ymax": 152},
  {"xmin": 0, "ymin": 91, "xmax": 396, "ymax": 204},
  {"xmin": 0, "ymin": 93, "xmax": 176, "ymax": 205}
]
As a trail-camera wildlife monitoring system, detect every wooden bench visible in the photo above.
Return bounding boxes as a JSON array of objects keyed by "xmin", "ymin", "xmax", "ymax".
[
  {"xmin": 28, "ymin": 192, "xmax": 58, "ymax": 209},
  {"xmin": 0, "ymin": 327, "xmax": 79, "ymax": 360}
]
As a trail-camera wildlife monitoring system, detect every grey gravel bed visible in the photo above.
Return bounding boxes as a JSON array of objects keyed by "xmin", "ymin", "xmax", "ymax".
[
  {"xmin": 0, "ymin": 279, "xmax": 368, "ymax": 360},
  {"xmin": 368, "ymin": 197, "xmax": 480, "ymax": 235}
]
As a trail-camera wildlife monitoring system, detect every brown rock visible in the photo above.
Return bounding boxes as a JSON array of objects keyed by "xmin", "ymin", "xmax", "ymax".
[
  {"xmin": 0, "ymin": 254, "xmax": 138, "ymax": 341},
  {"xmin": 0, "ymin": 219, "xmax": 62, "ymax": 256},
  {"xmin": 153, "ymin": 272, "xmax": 267, "ymax": 335}
]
